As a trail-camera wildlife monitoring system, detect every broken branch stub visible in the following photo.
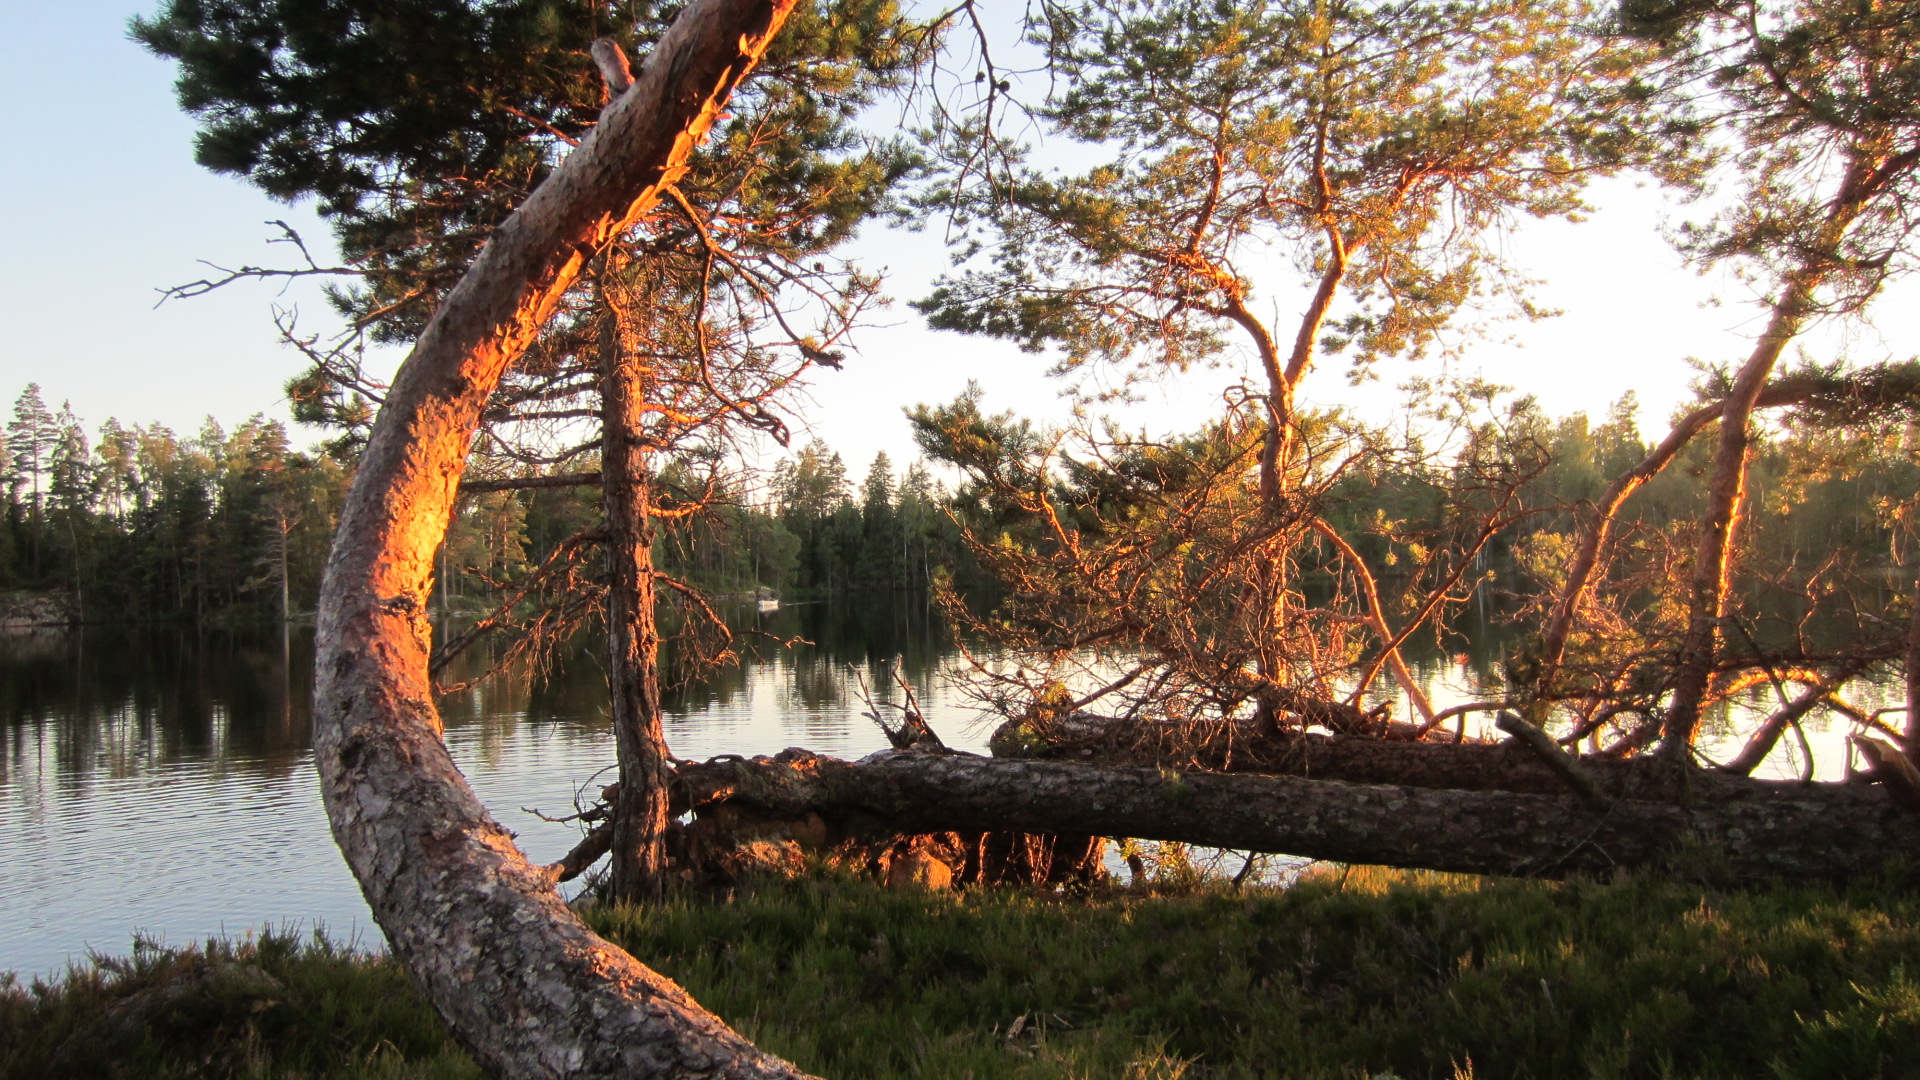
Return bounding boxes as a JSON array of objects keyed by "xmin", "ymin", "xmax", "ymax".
[{"xmin": 1495, "ymin": 711, "xmax": 1612, "ymax": 812}]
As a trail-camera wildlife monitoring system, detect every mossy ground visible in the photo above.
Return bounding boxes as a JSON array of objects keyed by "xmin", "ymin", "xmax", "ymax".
[{"xmin": 7, "ymin": 866, "xmax": 1918, "ymax": 1079}]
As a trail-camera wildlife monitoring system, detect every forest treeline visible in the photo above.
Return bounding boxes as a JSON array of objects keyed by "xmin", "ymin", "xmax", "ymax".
[
  {"xmin": 0, "ymin": 377, "xmax": 970, "ymax": 620},
  {"xmin": 7, "ymin": 376, "xmax": 1914, "ymax": 626},
  {"xmin": 0, "ymin": 383, "xmax": 343, "ymax": 623}
]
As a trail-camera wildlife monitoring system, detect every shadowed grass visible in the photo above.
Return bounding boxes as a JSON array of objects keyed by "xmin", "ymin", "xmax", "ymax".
[
  {"xmin": 588, "ymin": 867, "xmax": 1920, "ymax": 1080},
  {"xmin": 6, "ymin": 867, "xmax": 1918, "ymax": 1078},
  {"xmin": 0, "ymin": 930, "xmax": 479, "ymax": 1080}
]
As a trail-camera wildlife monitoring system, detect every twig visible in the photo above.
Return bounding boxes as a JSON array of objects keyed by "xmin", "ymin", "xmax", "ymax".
[
  {"xmin": 1230, "ymin": 850, "xmax": 1262, "ymax": 889},
  {"xmin": 155, "ymin": 220, "xmax": 358, "ymax": 303},
  {"xmin": 501, "ymin": 104, "xmax": 581, "ymax": 147},
  {"xmin": 522, "ymin": 803, "xmax": 611, "ymax": 825}
]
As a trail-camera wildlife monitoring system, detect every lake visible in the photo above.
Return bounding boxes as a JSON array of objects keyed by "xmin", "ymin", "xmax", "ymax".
[{"xmin": 0, "ymin": 597, "xmax": 1888, "ymax": 981}]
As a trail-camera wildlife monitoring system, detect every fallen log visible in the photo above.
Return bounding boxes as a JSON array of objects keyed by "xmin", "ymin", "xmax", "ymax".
[
  {"xmin": 676, "ymin": 749, "xmax": 1920, "ymax": 885},
  {"xmin": 990, "ymin": 712, "xmax": 1784, "ymax": 802}
]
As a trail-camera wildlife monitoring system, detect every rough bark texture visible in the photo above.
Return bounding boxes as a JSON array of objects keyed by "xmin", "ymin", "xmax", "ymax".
[
  {"xmin": 310, "ymin": 2, "xmax": 815, "ymax": 1076},
  {"xmin": 995, "ymin": 711, "xmax": 1855, "ymax": 803},
  {"xmin": 602, "ymin": 268, "xmax": 672, "ymax": 904},
  {"xmin": 1661, "ymin": 297, "xmax": 1800, "ymax": 758},
  {"xmin": 1907, "ymin": 568, "xmax": 1920, "ymax": 762},
  {"xmin": 680, "ymin": 749, "xmax": 1920, "ymax": 884}
]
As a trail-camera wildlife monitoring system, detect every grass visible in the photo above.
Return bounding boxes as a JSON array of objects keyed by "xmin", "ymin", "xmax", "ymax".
[
  {"xmin": 7, "ymin": 866, "xmax": 1920, "ymax": 1079},
  {"xmin": 0, "ymin": 930, "xmax": 476, "ymax": 1080}
]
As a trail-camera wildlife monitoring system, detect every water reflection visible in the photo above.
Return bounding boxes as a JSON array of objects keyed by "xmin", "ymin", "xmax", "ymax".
[
  {"xmin": 0, "ymin": 597, "xmax": 983, "ymax": 981},
  {"xmin": 1, "ymin": 597, "xmax": 1899, "ymax": 981}
]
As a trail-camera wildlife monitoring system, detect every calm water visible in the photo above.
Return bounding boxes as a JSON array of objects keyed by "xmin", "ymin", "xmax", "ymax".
[
  {"xmin": 0, "ymin": 598, "xmax": 1888, "ymax": 980},
  {"xmin": 0, "ymin": 597, "xmax": 975, "ymax": 981}
]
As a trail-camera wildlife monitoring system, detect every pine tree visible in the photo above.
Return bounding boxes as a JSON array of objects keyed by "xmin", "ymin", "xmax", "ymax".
[
  {"xmin": 858, "ymin": 450, "xmax": 898, "ymax": 587},
  {"xmin": 138, "ymin": 0, "xmax": 930, "ymax": 900},
  {"xmin": 918, "ymin": 0, "xmax": 1673, "ymax": 504},
  {"xmin": 46, "ymin": 403, "xmax": 94, "ymax": 609},
  {"xmin": 10, "ymin": 384, "xmax": 56, "ymax": 577}
]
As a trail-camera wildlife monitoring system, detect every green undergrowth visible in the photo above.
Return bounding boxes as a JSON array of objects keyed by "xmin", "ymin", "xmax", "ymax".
[
  {"xmin": 7, "ymin": 868, "xmax": 1920, "ymax": 1079},
  {"xmin": 0, "ymin": 930, "xmax": 476, "ymax": 1080}
]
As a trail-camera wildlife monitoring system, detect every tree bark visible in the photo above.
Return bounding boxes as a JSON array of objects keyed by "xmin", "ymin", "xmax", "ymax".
[
  {"xmin": 995, "ymin": 710, "xmax": 1827, "ymax": 802},
  {"xmin": 1907, "ymin": 563, "xmax": 1920, "ymax": 764},
  {"xmin": 1536, "ymin": 372, "xmax": 1894, "ymax": 698},
  {"xmin": 310, "ymin": 2, "xmax": 815, "ymax": 1077},
  {"xmin": 679, "ymin": 749, "xmax": 1920, "ymax": 885},
  {"xmin": 1660, "ymin": 290, "xmax": 1812, "ymax": 760},
  {"xmin": 601, "ymin": 264, "xmax": 673, "ymax": 904}
]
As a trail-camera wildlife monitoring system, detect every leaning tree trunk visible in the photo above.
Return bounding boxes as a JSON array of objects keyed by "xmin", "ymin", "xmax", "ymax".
[
  {"xmin": 310, "ymin": 3, "xmax": 816, "ymax": 1077},
  {"xmin": 1539, "ymin": 377, "xmax": 1850, "ymax": 702},
  {"xmin": 1662, "ymin": 172, "xmax": 1878, "ymax": 758},
  {"xmin": 600, "ymin": 263, "xmax": 673, "ymax": 904},
  {"xmin": 1659, "ymin": 296, "xmax": 1804, "ymax": 760},
  {"xmin": 1907, "ymin": 543, "xmax": 1920, "ymax": 765}
]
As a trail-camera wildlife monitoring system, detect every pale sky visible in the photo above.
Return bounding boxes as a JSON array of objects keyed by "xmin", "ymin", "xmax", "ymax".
[{"xmin": 6, "ymin": 0, "xmax": 1918, "ymax": 481}]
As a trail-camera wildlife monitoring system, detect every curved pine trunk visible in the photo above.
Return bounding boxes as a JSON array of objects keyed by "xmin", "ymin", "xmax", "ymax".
[{"xmin": 310, "ymin": 3, "xmax": 815, "ymax": 1076}]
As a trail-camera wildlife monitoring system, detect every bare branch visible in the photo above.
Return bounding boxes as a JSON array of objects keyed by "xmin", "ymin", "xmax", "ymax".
[{"xmin": 155, "ymin": 220, "xmax": 358, "ymax": 304}]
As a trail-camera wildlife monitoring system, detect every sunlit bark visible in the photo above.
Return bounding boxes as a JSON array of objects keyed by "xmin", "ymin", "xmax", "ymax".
[
  {"xmin": 310, "ymin": 2, "xmax": 815, "ymax": 1075},
  {"xmin": 600, "ymin": 262, "xmax": 673, "ymax": 904},
  {"xmin": 1661, "ymin": 284, "xmax": 1818, "ymax": 761},
  {"xmin": 1539, "ymin": 372, "xmax": 1895, "ymax": 702}
]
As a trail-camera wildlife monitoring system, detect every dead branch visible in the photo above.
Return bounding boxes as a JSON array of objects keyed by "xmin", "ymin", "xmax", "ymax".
[
  {"xmin": 1495, "ymin": 711, "xmax": 1612, "ymax": 812},
  {"xmin": 458, "ymin": 471, "xmax": 604, "ymax": 494},
  {"xmin": 546, "ymin": 822, "xmax": 615, "ymax": 883},
  {"xmin": 590, "ymin": 38, "xmax": 634, "ymax": 95},
  {"xmin": 156, "ymin": 220, "xmax": 359, "ymax": 303},
  {"xmin": 1851, "ymin": 735, "xmax": 1920, "ymax": 813}
]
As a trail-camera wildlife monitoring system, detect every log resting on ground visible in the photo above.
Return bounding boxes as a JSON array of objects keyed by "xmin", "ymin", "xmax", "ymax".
[
  {"xmin": 990, "ymin": 711, "xmax": 1827, "ymax": 802},
  {"xmin": 676, "ymin": 749, "xmax": 1920, "ymax": 884}
]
